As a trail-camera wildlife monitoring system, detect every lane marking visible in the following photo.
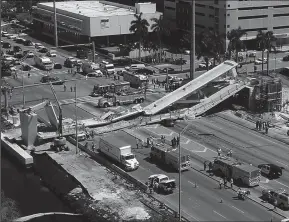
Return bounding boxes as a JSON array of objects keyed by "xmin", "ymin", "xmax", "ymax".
[
  {"xmin": 231, "ymin": 205, "xmax": 244, "ymax": 214},
  {"xmin": 276, "ymin": 161, "xmax": 288, "ymax": 167},
  {"xmin": 275, "ymin": 181, "xmax": 289, "ymax": 189},
  {"xmin": 249, "ymin": 140, "xmax": 261, "ymax": 146},
  {"xmin": 259, "ymin": 185, "xmax": 268, "ymax": 189},
  {"xmin": 213, "ymin": 210, "xmax": 227, "ymax": 219}
]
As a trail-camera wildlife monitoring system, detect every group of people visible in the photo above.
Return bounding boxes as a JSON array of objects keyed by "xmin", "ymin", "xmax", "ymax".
[
  {"xmin": 256, "ymin": 120, "xmax": 270, "ymax": 134},
  {"xmin": 219, "ymin": 177, "xmax": 234, "ymax": 189},
  {"xmin": 63, "ymin": 84, "xmax": 76, "ymax": 92},
  {"xmin": 217, "ymin": 148, "xmax": 233, "ymax": 157}
]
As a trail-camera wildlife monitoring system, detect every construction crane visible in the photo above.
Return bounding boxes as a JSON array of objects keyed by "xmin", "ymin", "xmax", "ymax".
[{"xmin": 48, "ymin": 82, "xmax": 63, "ymax": 137}]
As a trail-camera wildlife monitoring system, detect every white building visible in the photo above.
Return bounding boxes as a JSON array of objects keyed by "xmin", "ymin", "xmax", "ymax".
[
  {"xmin": 164, "ymin": 0, "xmax": 289, "ymax": 48},
  {"xmin": 32, "ymin": 1, "xmax": 162, "ymax": 45}
]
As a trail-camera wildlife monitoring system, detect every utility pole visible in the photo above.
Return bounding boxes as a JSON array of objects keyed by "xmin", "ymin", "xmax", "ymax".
[
  {"xmin": 75, "ymin": 82, "xmax": 78, "ymax": 154},
  {"xmin": 22, "ymin": 74, "xmax": 25, "ymax": 108},
  {"xmin": 190, "ymin": 0, "xmax": 195, "ymax": 80},
  {"xmin": 53, "ymin": 0, "xmax": 58, "ymax": 48},
  {"xmin": 92, "ymin": 41, "xmax": 96, "ymax": 63}
]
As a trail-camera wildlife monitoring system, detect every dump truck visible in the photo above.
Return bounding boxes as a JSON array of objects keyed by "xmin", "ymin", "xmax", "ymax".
[
  {"xmin": 98, "ymin": 94, "xmax": 145, "ymax": 108},
  {"xmin": 99, "ymin": 134, "xmax": 139, "ymax": 171},
  {"xmin": 150, "ymin": 140, "xmax": 191, "ymax": 172},
  {"xmin": 212, "ymin": 156, "xmax": 261, "ymax": 187}
]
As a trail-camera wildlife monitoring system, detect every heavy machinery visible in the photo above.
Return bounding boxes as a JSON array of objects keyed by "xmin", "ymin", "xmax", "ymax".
[{"xmin": 50, "ymin": 137, "xmax": 69, "ymax": 152}]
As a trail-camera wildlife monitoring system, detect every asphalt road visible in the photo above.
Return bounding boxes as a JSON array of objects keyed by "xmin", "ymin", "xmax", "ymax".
[{"xmin": 106, "ymin": 130, "xmax": 283, "ymax": 221}]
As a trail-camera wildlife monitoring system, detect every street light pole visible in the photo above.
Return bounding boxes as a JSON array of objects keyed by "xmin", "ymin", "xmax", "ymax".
[
  {"xmin": 190, "ymin": 0, "xmax": 195, "ymax": 80},
  {"xmin": 75, "ymin": 82, "xmax": 78, "ymax": 154},
  {"xmin": 22, "ymin": 73, "xmax": 25, "ymax": 108},
  {"xmin": 53, "ymin": 0, "xmax": 58, "ymax": 48},
  {"xmin": 178, "ymin": 123, "xmax": 191, "ymax": 221}
]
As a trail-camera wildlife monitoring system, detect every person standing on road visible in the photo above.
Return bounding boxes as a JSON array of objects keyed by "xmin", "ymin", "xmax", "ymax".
[
  {"xmin": 230, "ymin": 178, "xmax": 234, "ymax": 189},
  {"xmin": 219, "ymin": 179, "xmax": 222, "ymax": 189},
  {"xmin": 217, "ymin": 148, "xmax": 222, "ymax": 156},
  {"xmin": 204, "ymin": 162, "xmax": 207, "ymax": 171},
  {"xmin": 28, "ymin": 73, "xmax": 31, "ymax": 78},
  {"xmin": 63, "ymin": 85, "xmax": 66, "ymax": 92},
  {"xmin": 70, "ymin": 86, "xmax": 73, "ymax": 92},
  {"xmin": 256, "ymin": 120, "xmax": 259, "ymax": 130},
  {"xmin": 265, "ymin": 126, "xmax": 269, "ymax": 134}
]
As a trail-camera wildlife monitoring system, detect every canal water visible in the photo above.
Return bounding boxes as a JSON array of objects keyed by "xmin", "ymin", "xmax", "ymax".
[{"xmin": 1, "ymin": 149, "xmax": 73, "ymax": 217}]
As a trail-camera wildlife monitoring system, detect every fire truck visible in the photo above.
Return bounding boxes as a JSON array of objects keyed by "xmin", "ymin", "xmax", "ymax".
[
  {"xmin": 212, "ymin": 156, "xmax": 261, "ymax": 187},
  {"xmin": 150, "ymin": 139, "xmax": 190, "ymax": 172},
  {"xmin": 98, "ymin": 93, "xmax": 145, "ymax": 108}
]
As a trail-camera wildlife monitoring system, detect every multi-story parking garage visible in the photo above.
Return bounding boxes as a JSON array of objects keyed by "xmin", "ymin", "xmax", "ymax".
[{"xmin": 32, "ymin": 1, "xmax": 162, "ymax": 46}]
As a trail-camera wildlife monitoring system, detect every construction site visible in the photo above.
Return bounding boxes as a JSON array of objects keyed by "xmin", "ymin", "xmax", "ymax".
[{"xmin": 2, "ymin": 59, "xmax": 289, "ymax": 222}]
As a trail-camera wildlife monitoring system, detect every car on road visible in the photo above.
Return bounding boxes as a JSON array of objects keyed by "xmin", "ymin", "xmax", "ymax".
[
  {"xmin": 280, "ymin": 67, "xmax": 289, "ymax": 77},
  {"xmin": 161, "ymin": 67, "xmax": 175, "ymax": 74},
  {"xmin": 39, "ymin": 47, "xmax": 48, "ymax": 53},
  {"xmin": 15, "ymin": 38, "xmax": 25, "ymax": 44},
  {"xmin": 35, "ymin": 43, "xmax": 44, "ymax": 49},
  {"xmin": 261, "ymin": 188, "xmax": 289, "ymax": 209},
  {"xmin": 87, "ymin": 71, "xmax": 103, "ymax": 77},
  {"xmin": 1, "ymin": 31, "xmax": 8, "ymax": 37},
  {"xmin": 184, "ymin": 49, "xmax": 190, "ymax": 55},
  {"xmin": 26, "ymin": 52, "xmax": 34, "ymax": 58},
  {"xmin": 2, "ymin": 42, "xmax": 11, "ymax": 48},
  {"xmin": 54, "ymin": 63, "xmax": 62, "ymax": 69},
  {"xmin": 14, "ymin": 53, "xmax": 23, "ymax": 59},
  {"xmin": 255, "ymin": 58, "xmax": 267, "ymax": 65},
  {"xmin": 40, "ymin": 76, "xmax": 64, "ymax": 85},
  {"xmin": 199, "ymin": 61, "xmax": 212, "ymax": 69},
  {"xmin": 90, "ymin": 92, "xmax": 101, "ymax": 97},
  {"xmin": 64, "ymin": 57, "xmax": 76, "ymax": 68},
  {"xmin": 46, "ymin": 50, "xmax": 57, "ymax": 57},
  {"xmin": 283, "ymin": 55, "xmax": 289, "ymax": 61}
]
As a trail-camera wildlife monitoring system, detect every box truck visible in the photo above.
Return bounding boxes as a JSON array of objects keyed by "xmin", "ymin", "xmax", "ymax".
[{"xmin": 99, "ymin": 135, "xmax": 139, "ymax": 171}]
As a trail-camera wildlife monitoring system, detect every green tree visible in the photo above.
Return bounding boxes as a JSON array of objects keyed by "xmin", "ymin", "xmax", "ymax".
[
  {"xmin": 264, "ymin": 31, "xmax": 277, "ymax": 75},
  {"xmin": 227, "ymin": 27, "xmax": 247, "ymax": 62},
  {"xmin": 256, "ymin": 30, "xmax": 267, "ymax": 73},
  {"xmin": 129, "ymin": 12, "xmax": 149, "ymax": 61},
  {"xmin": 196, "ymin": 31, "xmax": 215, "ymax": 71},
  {"xmin": 1, "ymin": 190, "xmax": 21, "ymax": 222},
  {"xmin": 151, "ymin": 15, "xmax": 170, "ymax": 63},
  {"xmin": 209, "ymin": 30, "xmax": 226, "ymax": 66}
]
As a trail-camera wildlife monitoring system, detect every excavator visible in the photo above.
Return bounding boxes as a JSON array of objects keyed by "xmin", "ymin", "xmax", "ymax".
[{"xmin": 19, "ymin": 82, "xmax": 69, "ymax": 152}]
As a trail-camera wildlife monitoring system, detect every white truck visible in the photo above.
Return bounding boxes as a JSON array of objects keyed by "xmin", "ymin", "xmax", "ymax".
[
  {"xmin": 100, "ymin": 61, "xmax": 115, "ymax": 75},
  {"xmin": 34, "ymin": 55, "xmax": 53, "ymax": 70},
  {"xmin": 99, "ymin": 135, "xmax": 139, "ymax": 171}
]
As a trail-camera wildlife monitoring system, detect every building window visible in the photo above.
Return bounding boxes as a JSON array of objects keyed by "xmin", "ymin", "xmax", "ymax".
[
  {"xmin": 214, "ymin": 0, "xmax": 218, "ymax": 5},
  {"xmin": 165, "ymin": 6, "xmax": 175, "ymax": 10},
  {"xmin": 195, "ymin": 3, "xmax": 205, "ymax": 8},
  {"xmin": 273, "ymin": 13, "xmax": 289, "ymax": 17},
  {"xmin": 238, "ymin": 6, "xmax": 268, "ymax": 10},
  {"xmin": 209, "ymin": 6, "xmax": 214, "ymax": 9},
  {"xmin": 209, "ymin": 14, "xmax": 214, "ymax": 18},
  {"xmin": 228, "ymin": 4, "xmax": 230, "ymax": 7},
  {"xmin": 238, "ymin": 15, "xmax": 268, "ymax": 20},
  {"xmin": 196, "ymin": 12, "xmax": 205, "ymax": 16},
  {"xmin": 273, "ymin": 25, "xmax": 289, "ymax": 30},
  {"xmin": 273, "ymin": 5, "xmax": 289, "ymax": 8},
  {"xmin": 227, "ymin": 25, "xmax": 230, "ymax": 28}
]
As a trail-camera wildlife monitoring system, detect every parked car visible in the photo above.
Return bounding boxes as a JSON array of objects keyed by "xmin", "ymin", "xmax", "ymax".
[
  {"xmin": 35, "ymin": 43, "xmax": 44, "ymax": 49},
  {"xmin": 173, "ymin": 58, "xmax": 186, "ymax": 65},
  {"xmin": 1, "ymin": 31, "xmax": 8, "ymax": 37},
  {"xmin": 255, "ymin": 58, "xmax": 267, "ymax": 65},
  {"xmin": 40, "ymin": 76, "xmax": 64, "ymax": 85},
  {"xmin": 46, "ymin": 50, "xmax": 57, "ymax": 57},
  {"xmin": 87, "ymin": 71, "xmax": 103, "ymax": 77},
  {"xmin": 14, "ymin": 53, "xmax": 23, "ymax": 59},
  {"xmin": 39, "ymin": 47, "xmax": 48, "ymax": 53},
  {"xmin": 90, "ymin": 92, "xmax": 101, "ymax": 97},
  {"xmin": 21, "ymin": 64, "xmax": 32, "ymax": 71},
  {"xmin": 24, "ymin": 40, "xmax": 33, "ymax": 46},
  {"xmin": 26, "ymin": 52, "xmax": 34, "ymax": 58},
  {"xmin": 15, "ymin": 38, "xmax": 25, "ymax": 44},
  {"xmin": 161, "ymin": 67, "xmax": 175, "ymax": 73},
  {"xmin": 54, "ymin": 63, "xmax": 62, "ymax": 69},
  {"xmin": 135, "ymin": 68, "xmax": 155, "ymax": 75},
  {"xmin": 2, "ymin": 42, "xmax": 11, "ymax": 48},
  {"xmin": 7, "ymin": 35, "xmax": 17, "ymax": 40},
  {"xmin": 247, "ymin": 51, "xmax": 257, "ymax": 57},
  {"xmin": 13, "ymin": 46, "xmax": 22, "ymax": 52},
  {"xmin": 283, "ymin": 55, "xmax": 289, "ymax": 62}
]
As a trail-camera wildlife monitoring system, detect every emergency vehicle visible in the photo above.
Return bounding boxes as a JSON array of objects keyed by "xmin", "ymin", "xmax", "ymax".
[{"xmin": 212, "ymin": 156, "xmax": 261, "ymax": 187}]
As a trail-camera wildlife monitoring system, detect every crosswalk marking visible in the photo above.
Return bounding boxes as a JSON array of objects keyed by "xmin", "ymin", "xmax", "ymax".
[{"xmin": 59, "ymin": 96, "xmax": 100, "ymax": 105}]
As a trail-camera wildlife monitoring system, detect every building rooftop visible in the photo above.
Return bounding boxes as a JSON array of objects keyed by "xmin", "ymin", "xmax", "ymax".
[{"xmin": 39, "ymin": 1, "xmax": 136, "ymax": 17}]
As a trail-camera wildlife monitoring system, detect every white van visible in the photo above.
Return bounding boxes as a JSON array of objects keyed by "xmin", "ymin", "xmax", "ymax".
[
  {"xmin": 125, "ymin": 64, "xmax": 145, "ymax": 71},
  {"xmin": 99, "ymin": 61, "xmax": 115, "ymax": 75}
]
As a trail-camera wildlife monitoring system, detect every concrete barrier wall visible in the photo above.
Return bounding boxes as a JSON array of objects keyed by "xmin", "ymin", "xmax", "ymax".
[
  {"xmin": 14, "ymin": 213, "xmax": 83, "ymax": 222},
  {"xmin": 1, "ymin": 135, "xmax": 33, "ymax": 167}
]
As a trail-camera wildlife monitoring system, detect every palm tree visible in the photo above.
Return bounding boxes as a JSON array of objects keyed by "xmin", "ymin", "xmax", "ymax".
[
  {"xmin": 264, "ymin": 31, "xmax": 277, "ymax": 75},
  {"xmin": 196, "ymin": 31, "xmax": 214, "ymax": 71},
  {"xmin": 151, "ymin": 15, "xmax": 170, "ymax": 63},
  {"xmin": 227, "ymin": 27, "xmax": 247, "ymax": 62},
  {"xmin": 256, "ymin": 30, "xmax": 267, "ymax": 73},
  {"xmin": 129, "ymin": 12, "xmax": 149, "ymax": 61},
  {"xmin": 209, "ymin": 30, "xmax": 226, "ymax": 66}
]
